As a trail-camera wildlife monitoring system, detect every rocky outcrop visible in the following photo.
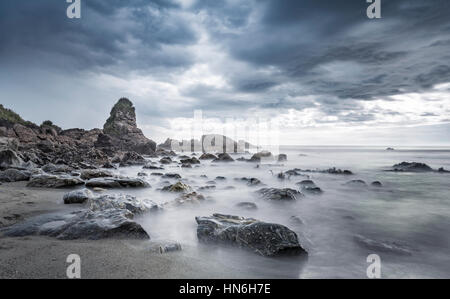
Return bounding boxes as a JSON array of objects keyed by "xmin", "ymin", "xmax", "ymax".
[
  {"xmin": 102, "ymin": 98, "xmax": 156, "ymax": 155},
  {"xmin": 195, "ymin": 214, "xmax": 307, "ymax": 257},
  {"xmin": 391, "ymin": 162, "xmax": 433, "ymax": 172}
]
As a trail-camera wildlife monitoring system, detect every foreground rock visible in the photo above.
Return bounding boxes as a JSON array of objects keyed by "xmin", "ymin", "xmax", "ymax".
[
  {"xmin": 0, "ymin": 169, "xmax": 31, "ymax": 182},
  {"xmin": 85, "ymin": 177, "xmax": 149, "ymax": 188},
  {"xmin": 257, "ymin": 188, "xmax": 303, "ymax": 201},
  {"xmin": 196, "ymin": 214, "xmax": 307, "ymax": 257},
  {"xmin": 27, "ymin": 174, "xmax": 84, "ymax": 188},
  {"xmin": 2, "ymin": 210, "xmax": 149, "ymax": 240},
  {"xmin": 0, "ymin": 149, "xmax": 25, "ymax": 170}
]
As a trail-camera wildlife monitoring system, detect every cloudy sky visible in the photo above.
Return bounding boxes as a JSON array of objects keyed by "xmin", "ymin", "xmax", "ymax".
[{"xmin": 1, "ymin": 0, "xmax": 449, "ymax": 145}]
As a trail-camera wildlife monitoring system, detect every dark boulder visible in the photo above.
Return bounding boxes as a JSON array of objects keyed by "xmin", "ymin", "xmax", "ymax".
[
  {"xmin": 199, "ymin": 153, "xmax": 217, "ymax": 160},
  {"xmin": 212, "ymin": 153, "xmax": 234, "ymax": 162},
  {"xmin": 249, "ymin": 151, "xmax": 272, "ymax": 162},
  {"xmin": 27, "ymin": 174, "xmax": 84, "ymax": 188},
  {"xmin": 85, "ymin": 177, "xmax": 149, "ymax": 189},
  {"xmin": 196, "ymin": 214, "xmax": 307, "ymax": 257}
]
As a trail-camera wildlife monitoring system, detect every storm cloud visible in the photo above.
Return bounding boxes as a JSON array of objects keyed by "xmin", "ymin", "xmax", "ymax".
[{"xmin": 0, "ymin": 0, "xmax": 449, "ymax": 144}]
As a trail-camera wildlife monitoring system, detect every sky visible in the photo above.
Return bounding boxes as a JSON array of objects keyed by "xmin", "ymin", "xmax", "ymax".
[{"xmin": 0, "ymin": 0, "xmax": 449, "ymax": 146}]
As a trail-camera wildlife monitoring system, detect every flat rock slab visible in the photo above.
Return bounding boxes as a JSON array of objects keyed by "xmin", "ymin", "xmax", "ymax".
[
  {"xmin": 27, "ymin": 174, "xmax": 84, "ymax": 188},
  {"xmin": 85, "ymin": 177, "xmax": 149, "ymax": 188},
  {"xmin": 196, "ymin": 213, "xmax": 307, "ymax": 257}
]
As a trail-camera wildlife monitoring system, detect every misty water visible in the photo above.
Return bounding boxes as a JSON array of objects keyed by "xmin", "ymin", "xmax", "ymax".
[{"xmin": 113, "ymin": 146, "xmax": 450, "ymax": 278}]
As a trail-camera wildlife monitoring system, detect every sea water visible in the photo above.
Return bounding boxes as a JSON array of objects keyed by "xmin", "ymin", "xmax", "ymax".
[{"xmin": 117, "ymin": 146, "xmax": 450, "ymax": 278}]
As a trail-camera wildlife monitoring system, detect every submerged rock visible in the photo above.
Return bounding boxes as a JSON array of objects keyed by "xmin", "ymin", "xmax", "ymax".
[
  {"xmin": 296, "ymin": 180, "xmax": 315, "ymax": 187},
  {"xmin": 63, "ymin": 189, "xmax": 94, "ymax": 204},
  {"xmin": 27, "ymin": 174, "xmax": 84, "ymax": 188},
  {"xmin": 171, "ymin": 192, "xmax": 205, "ymax": 206},
  {"xmin": 85, "ymin": 177, "xmax": 149, "ymax": 188},
  {"xmin": 237, "ymin": 177, "xmax": 263, "ymax": 186},
  {"xmin": 160, "ymin": 157, "xmax": 173, "ymax": 164},
  {"xmin": 180, "ymin": 157, "xmax": 200, "ymax": 165},
  {"xmin": 162, "ymin": 173, "xmax": 182, "ymax": 179},
  {"xmin": 143, "ymin": 164, "xmax": 164, "ymax": 170},
  {"xmin": 371, "ymin": 181, "xmax": 383, "ymax": 187},
  {"xmin": 235, "ymin": 202, "xmax": 258, "ymax": 210},
  {"xmin": 391, "ymin": 162, "xmax": 433, "ymax": 172},
  {"xmin": 302, "ymin": 186, "xmax": 323, "ymax": 194},
  {"xmin": 344, "ymin": 180, "xmax": 367, "ymax": 187},
  {"xmin": 353, "ymin": 235, "xmax": 412, "ymax": 256},
  {"xmin": 257, "ymin": 188, "xmax": 303, "ymax": 201},
  {"xmin": 277, "ymin": 154, "xmax": 287, "ymax": 162},
  {"xmin": 195, "ymin": 214, "xmax": 307, "ymax": 257}
]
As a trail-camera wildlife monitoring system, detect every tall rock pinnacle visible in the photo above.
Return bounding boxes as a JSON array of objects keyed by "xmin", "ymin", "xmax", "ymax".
[{"xmin": 100, "ymin": 98, "xmax": 156, "ymax": 154}]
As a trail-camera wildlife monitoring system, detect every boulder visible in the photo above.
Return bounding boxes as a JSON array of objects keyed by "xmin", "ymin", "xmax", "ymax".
[
  {"xmin": 277, "ymin": 154, "xmax": 287, "ymax": 162},
  {"xmin": 344, "ymin": 180, "xmax": 367, "ymax": 187},
  {"xmin": 160, "ymin": 157, "xmax": 173, "ymax": 164},
  {"xmin": 162, "ymin": 173, "xmax": 182, "ymax": 179},
  {"xmin": 180, "ymin": 157, "xmax": 200, "ymax": 165},
  {"xmin": 87, "ymin": 193, "xmax": 160, "ymax": 214},
  {"xmin": 63, "ymin": 189, "xmax": 94, "ymax": 204},
  {"xmin": 0, "ymin": 169, "xmax": 31, "ymax": 182},
  {"xmin": 196, "ymin": 214, "xmax": 307, "ymax": 257},
  {"xmin": 162, "ymin": 182, "xmax": 192, "ymax": 193},
  {"xmin": 119, "ymin": 151, "xmax": 146, "ymax": 167},
  {"xmin": 371, "ymin": 181, "xmax": 383, "ymax": 187},
  {"xmin": 257, "ymin": 188, "xmax": 303, "ymax": 201},
  {"xmin": 85, "ymin": 177, "xmax": 149, "ymax": 188},
  {"xmin": 80, "ymin": 169, "xmax": 114, "ymax": 180},
  {"xmin": 27, "ymin": 174, "xmax": 84, "ymax": 188}
]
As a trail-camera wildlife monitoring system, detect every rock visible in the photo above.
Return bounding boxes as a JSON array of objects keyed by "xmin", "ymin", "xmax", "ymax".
[
  {"xmin": 289, "ymin": 216, "xmax": 304, "ymax": 225},
  {"xmin": 290, "ymin": 167, "xmax": 353, "ymax": 175},
  {"xmin": 344, "ymin": 180, "xmax": 368, "ymax": 187},
  {"xmin": 42, "ymin": 163, "xmax": 72, "ymax": 174},
  {"xmin": 63, "ymin": 189, "xmax": 94, "ymax": 204},
  {"xmin": 302, "ymin": 186, "xmax": 323, "ymax": 194},
  {"xmin": 198, "ymin": 185, "xmax": 216, "ymax": 191},
  {"xmin": 438, "ymin": 167, "xmax": 450, "ymax": 173},
  {"xmin": 162, "ymin": 173, "xmax": 182, "ymax": 179},
  {"xmin": 27, "ymin": 174, "xmax": 84, "ymax": 188},
  {"xmin": 143, "ymin": 164, "xmax": 163, "ymax": 170},
  {"xmin": 88, "ymin": 193, "xmax": 160, "ymax": 214},
  {"xmin": 296, "ymin": 180, "xmax": 316, "ymax": 187},
  {"xmin": 3, "ymin": 210, "xmax": 149, "ymax": 240},
  {"xmin": 80, "ymin": 169, "xmax": 114, "ymax": 180},
  {"xmin": 199, "ymin": 153, "xmax": 217, "ymax": 160},
  {"xmin": 103, "ymin": 98, "xmax": 156, "ymax": 155},
  {"xmin": 119, "ymin": 151, "xmax": 146, "ymax": 167},
  {"xmin": 151, "ymin": 172, "xmax": 164, "ymax": 176},
  {"xmin": 162, "ymin": 182, "xmax": 192, "ymax": 193},
  {"xmin": 391, "ymin": 162, "xmax": 433, "ymax": 172},
  {"xmin": 0, "ymin": 149, "xmax": 24, "ymax": 170},
  {"xmin": 277, "ymin": 154, "xmax": 287, "ymax": 162},
  {"xmin": 237, "ymin": 177, "xmax": 263, "ymax": 186},
  {"xmin": 137, "ymin": 172, "xmax": 147, "ymax": 177},
  {"xmin": 371, "ymin": 181, "xmax": 383, "ymax": 187},
  {"xmin": 212, "ymin": 153, "xmax": 234, "ymax": 162},
  {"xmin": 257, "ymin": 188, "xmax": 303, "ymax": 201},
  {"xmin": 215, "ymin": 176, "xmax": 226, "ymax": 181},
  {"xmin": 160, "ymin": 157, "xmax": 173, "ymax": 164},
  {"xmin": 102, "ymin": 161, "xmax": 117, "ymax": 169},
  {"xmin": 249, "ymin": 151, "xmax": 272, "ymax": 162},
  {"xmin": 180, "ymin": 157, "xmax": 200, "ymax": 165},
  {"xmin": 195, "ymin": 214, "xmax": 307, "ymax": 257},
  {"xmin": 235, "ymin": 202, "xmax": 258, "ymax": 210},
  {"xmin": 85, "ymin": 177, "xmax": 149, "ymax": 188},
  {"xmin": 386, "ymin": 147, "xmax": 395, "ymax": 151},
  {"xmin": 171, "ymin": 192, "xmax": 205, "ymax": 206},
  {"xmin": 158, "ymin": 138, "xmax": 180, "ymax": 151},
  {"xmin": 181, "ymin": 163, "xmax": 192, "ymax": 168},
  {"xmin": 0, "ymin": 169, "xmax": 31, "ymax": 182}
]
